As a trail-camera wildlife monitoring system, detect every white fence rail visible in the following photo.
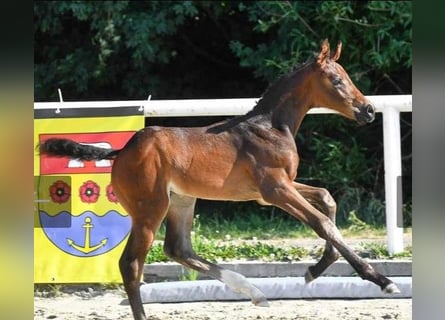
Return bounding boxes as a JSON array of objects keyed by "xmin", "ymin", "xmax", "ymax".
[{"xmin": 34, "ymin": 94, "xmax": 412, "ymax": 254}]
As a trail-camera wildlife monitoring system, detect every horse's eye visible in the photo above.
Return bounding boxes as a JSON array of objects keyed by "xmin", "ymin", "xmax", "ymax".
[{"xmin": 332, "ymin": 78, "xmax": 343, "ymax": 86}]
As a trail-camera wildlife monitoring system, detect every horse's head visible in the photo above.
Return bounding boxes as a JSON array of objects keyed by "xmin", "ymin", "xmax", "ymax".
[{"xmin": 309, "ymin": 39, "xmax": 375, "ymax": 125}]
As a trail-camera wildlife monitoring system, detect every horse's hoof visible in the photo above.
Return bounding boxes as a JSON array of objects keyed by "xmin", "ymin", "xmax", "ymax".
[
  {"xmin": 383, "ymin": 283, "xmax": 401, "ymax": 294},
  {"xmin": 304, "ymin": 269, "xmax": 314, "ymax": 283},
  {"xmin": 254, "ymin": 298, "xmax": 270, "ymax": 307},
  {"xmin": 249, "ymin": 286, "xmax": 269, "ymax": 307}
]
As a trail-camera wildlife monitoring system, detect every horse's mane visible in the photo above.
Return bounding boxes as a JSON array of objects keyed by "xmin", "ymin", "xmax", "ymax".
[
  {"xmin": 249, "ymin": 55, "xmax": 315, "ymax": 115},
  {"xmin": 206, "ymin": 55, "xmax": 315, "ymax": 134}
]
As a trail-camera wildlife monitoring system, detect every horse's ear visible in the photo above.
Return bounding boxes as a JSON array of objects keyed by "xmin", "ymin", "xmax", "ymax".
[
  {"xmin": 316, "ymin": 39, "xmax": 330, "ymax": 66},
  {"xmin": 330, "ymin": 41, "xmax": 342, "ymax": 62}
]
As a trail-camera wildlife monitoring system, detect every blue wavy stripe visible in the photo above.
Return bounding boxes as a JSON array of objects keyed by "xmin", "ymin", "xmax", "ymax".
[
  {"xmin": 39, "ymin": 210, "xmax": 131, "ymax": 257},
  {"xmin": 39, "ymin": 210, "xmax": 72, "ymax": 228}
]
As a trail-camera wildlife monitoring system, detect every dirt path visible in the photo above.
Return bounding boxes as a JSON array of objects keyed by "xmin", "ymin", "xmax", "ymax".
[{"xmin": 34, "ymin": 288, "xmax": 411, "ymax": 320}]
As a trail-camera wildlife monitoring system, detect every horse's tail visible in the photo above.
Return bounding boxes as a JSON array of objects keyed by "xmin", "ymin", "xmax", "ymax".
[{"xmin": 38, "ymin": 138, "xmax": 121, "ymax": 160}]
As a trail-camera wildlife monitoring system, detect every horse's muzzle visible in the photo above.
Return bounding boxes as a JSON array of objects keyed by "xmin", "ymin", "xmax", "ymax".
[{"xmin": 355, "ymin": 103, "xmax": 375, "ymax": 124}]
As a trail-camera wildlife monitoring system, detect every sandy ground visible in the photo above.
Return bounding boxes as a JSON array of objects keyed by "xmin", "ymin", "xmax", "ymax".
[
  {"xmin": 34, "ymin": 287, "xmax": 412, "ymax": 320},
  {"xmin": 35, "ymin": 235, "xmax": 412, "ymax": 319}
]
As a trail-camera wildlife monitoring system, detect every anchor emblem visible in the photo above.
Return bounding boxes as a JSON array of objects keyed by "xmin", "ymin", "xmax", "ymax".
[{"xmin": 67, "ymin": 216, "xmax": 107, "ymax": 254}]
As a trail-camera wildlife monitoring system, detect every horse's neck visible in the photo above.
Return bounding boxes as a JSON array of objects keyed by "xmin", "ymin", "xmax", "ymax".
[
  {"xmin": 252, "ymin": 66, "xmax": 312, "ymax": 136},
  {"xmin": 208, "ymin": 66, "xmax": 312, "ymax": 135},
  {"xmin": 270, "ymin": 96, "xmax": 310, "ymax": 135}
]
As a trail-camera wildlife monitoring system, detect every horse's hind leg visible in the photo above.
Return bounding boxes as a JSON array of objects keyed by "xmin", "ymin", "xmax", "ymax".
[
  {"xmin": 118, "ymin": 197, "xmax": 169, "ymax": 320},
  {"xmin": 163, "ymin": 193, "xmax": 269, "ymax": 307},
  {"xmin": 292, "ymin": 182, "xmax": 340, "ymax": 282}
]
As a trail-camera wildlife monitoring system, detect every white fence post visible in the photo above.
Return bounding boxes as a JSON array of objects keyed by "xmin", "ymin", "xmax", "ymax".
[{"xmin": 383, "ymin": 105, "xmax": 404, "ymax": 254}]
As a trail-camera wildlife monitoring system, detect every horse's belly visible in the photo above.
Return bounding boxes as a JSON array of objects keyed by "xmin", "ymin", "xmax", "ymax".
[{"xmin": 168, "ymin": 178, "xmax": 261, "ymax": 202}]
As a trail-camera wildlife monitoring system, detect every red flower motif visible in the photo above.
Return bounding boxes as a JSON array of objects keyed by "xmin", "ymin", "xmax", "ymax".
[
  {"xmin": 49, "ymin": 180, "xmax": 71, "ymax": 204},
  {"xmin": 79, "ymin": 180, "xmax": 100, "ymax": 203},
  {"xmin": 106, "ymin": 183, "xmax": 119, "ymax": 203}
]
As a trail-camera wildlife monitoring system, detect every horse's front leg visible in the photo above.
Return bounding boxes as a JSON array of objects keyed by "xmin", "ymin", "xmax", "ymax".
[
  {"xmin": 260, "ymin": 173, "xmax": 400, "ymax": 294},
  {"xmin": 292, "ymin": 182, "xmax": 340, "ymax": 282},
  {"xmin": 163, "ymin": 193, "xmax": 269, "ymax": 306}
]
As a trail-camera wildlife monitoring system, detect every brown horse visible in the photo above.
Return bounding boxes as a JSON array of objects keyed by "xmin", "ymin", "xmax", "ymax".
[{"xmin": 39, "ymin": 40, "xmax": 400, "ymax": 320}]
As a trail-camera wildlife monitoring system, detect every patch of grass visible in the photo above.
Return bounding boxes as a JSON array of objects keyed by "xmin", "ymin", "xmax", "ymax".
[
  {"xmin": 155, "ymin": 210, "xmax": 318, "ymax": 242},
  {"xmin": 146, "ymin": 236, "xmax": 412, "ymax": 264},
  {"xmin": 146, "ymin": 235, "xmax": 313, "ymax": 264},
  {"xmin": 340, "ymin": 211, "xmax": 387, "ymax": 238},
  {"xmin": 359, "ymin": 242, "xmax": 412, "ymax": 259},
  {"xmin": 179, "ymin": 269, "xmax": 199, "ymax": 281},
  {"xmin": 147, "ymin": 208, "xmax": 412, "ymax": 263},
  {"xmin": 99, "ymin": 282, "xmax": 123, "ymax": 290},
  {"xmin": 34, "ymin": 284, "xmax": 63, "ymax": 297},
  {"xmin": 155, "ymin": 209, "xmax": 398, "ymax": 242}
]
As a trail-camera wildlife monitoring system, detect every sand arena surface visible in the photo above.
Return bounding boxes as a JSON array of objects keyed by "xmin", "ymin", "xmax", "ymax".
[
  {"xmin": 35, "ymin": 235, "xmax": 412, "ymax": 319},
  {"xmin": 34, "ymin": 286, "xmax": 412, "ymax": 320}
]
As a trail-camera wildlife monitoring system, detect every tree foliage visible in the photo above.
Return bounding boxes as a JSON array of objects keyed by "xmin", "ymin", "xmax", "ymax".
[
  {"xmin": 34, "ymin": 1, "xmax": 412, "ymax": 226},
  {"xmin": 230, "ymin": 1, "xmax": 411, "ymax": 94},
  {"xmin": 35, "ymin": 1, "xmax": 260, "ymax": 100},
  {"xmin": 35, "ymin": 1, "xmax": 411, "ymax": 100}
]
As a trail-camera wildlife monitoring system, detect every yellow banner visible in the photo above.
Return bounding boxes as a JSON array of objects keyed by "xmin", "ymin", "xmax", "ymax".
[{"xmin": 34, "ymin": 108, "xmax": 144, "ymax": 283}]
